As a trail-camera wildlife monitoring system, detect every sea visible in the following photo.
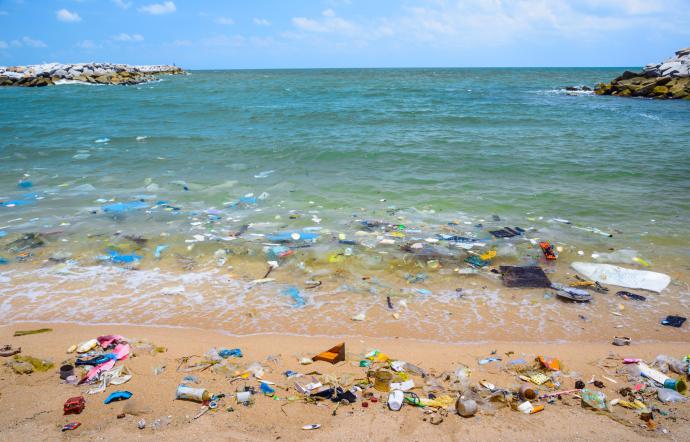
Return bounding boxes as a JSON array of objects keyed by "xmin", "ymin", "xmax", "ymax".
[{"xmin": 1, "ymin": 68, "xmax": 689, "ymax": 340}]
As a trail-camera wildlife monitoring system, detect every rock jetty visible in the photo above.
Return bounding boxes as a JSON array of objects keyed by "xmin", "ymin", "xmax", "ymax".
[
  {"xmin": 0, "ymin": 62, "xmax": 184, "ymax": 87},
  {"xmin": 595, "ymin": 47, "xmax": 690, "ymax": 99}
]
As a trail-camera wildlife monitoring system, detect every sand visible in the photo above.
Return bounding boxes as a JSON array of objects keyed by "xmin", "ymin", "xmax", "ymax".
[{"xmin": 1, "ymin": 322, "xmax": 688, "ymax": 441}]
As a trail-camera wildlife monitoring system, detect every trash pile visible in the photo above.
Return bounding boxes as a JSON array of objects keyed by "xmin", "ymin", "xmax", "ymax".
[
  {"xmin": 161, "ymin": 342, "xmax": 690, "ymax": 433},
  {"xmin": 2, "ymin": 329, "xmax": 689, "ymax": 435}
]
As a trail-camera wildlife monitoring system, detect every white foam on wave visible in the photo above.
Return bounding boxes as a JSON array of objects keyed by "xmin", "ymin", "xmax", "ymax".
[
  {"xmin": 53, "ymin": 79, "xmax": 99, "ymax": 86},
  {"xmin": 638, "ymin": 113, "xmax": 660, "ymax": 120},
  {"xmin": 535, "ymin": 88, "xmax": 594, "ymax": 96}
]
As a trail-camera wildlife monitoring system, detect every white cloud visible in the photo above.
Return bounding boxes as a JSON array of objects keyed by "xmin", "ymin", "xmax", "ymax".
[
  {"xmin": 0, "ymin": 40, "xmax": 8, "ymax": 49},
  {"xmin": 56, "ymin": 8, "xmax": 82, "ymax": 23},
  {"xmin": 138, "ymin": 1, "xmax": 176, "ymax": 15},
  {"xmin": 112, "ymin": 33, "xmax": 144, "ymax": 42},
  {"xmin": 10, "ymin": 36, "xmax": 47, "ymax": 48},
  {"xmin": 292, "ymin": 9, "xmax": 356, "ymax": 34},
  {"xmin": 76, "ymin": 39, "xmax": 98, "ymax": 49},
  {"xmin": 253, "ymin": 18, "xmax": 271, "ymax": 26},
  {"xmin": 215, "ymin": 16, "xmax": 234, "ymax": 25},
  {"xmin": 284, "ymin": 0, "xmax": 690, "ymax": 51},
  {"xmin": 112, "ymin": 0, "xmax": 132, "ymax": 10}
]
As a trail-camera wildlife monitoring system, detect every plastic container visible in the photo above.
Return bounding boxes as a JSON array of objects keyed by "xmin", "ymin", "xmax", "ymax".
[
  {"xmin": 638, "ymin": 362, "xmax": 687, "ymax": 393},
  {"xmin": 60, "ymin": 364, "xmax": 74, "ymax": 380},
  {"xmin": 175, "ymin": 385, "xmax": 211, "ymax": 402},
  {"xmin": 373, "ymin": 370, "xmax": 393, "ymax": 392},
  {"xmin": 236, "ymin": 391, "xmax": 252, "ymax": 403},
  {"xmin": 456, "ymin": 397, "xmax": 478, "ymax": 417},
  {"xmin": 388, "ymin": 390, "xmax": 403, "ymax": 411}
]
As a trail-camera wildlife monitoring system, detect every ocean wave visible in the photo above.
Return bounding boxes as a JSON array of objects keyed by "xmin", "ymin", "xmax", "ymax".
[
  {"xmin": 638, "ymin": 113, "xmax": 660, "ymax": 120},
  {"xmin": 536, "ymin": 88, "xmax": 594, "ymax": 96}
]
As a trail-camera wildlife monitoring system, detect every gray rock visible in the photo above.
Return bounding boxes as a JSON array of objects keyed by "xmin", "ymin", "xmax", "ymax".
[
  {"xmin": 52, "ymin": 69, "xmax": 69, "ymax": 78},
  {"xmin": 643, "ymin": 48, "xmax": 690, "ymax": 78}
]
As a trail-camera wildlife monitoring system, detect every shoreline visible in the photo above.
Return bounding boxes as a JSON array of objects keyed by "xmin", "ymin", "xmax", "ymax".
[
  {"xmin": 3, "ymin": 319, "xmax": 689, "ymax": 346},
  {"xmin": 1, "ymin": 322, "xmax": 689, "ymax": 441}
]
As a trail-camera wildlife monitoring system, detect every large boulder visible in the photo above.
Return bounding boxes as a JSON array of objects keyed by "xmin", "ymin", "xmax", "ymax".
[{"xmin": 596, "ymin": 47, "xmax": 690, "ymax": 99}]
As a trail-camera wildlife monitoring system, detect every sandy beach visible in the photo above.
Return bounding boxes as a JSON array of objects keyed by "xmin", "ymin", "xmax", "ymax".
[{"xmin": 1, "ymin": 322, "xmax": 688, "ymax": 441}]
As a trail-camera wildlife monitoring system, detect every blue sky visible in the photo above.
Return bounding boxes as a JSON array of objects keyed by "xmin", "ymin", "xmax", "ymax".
[{"xmin": 1, "ymin": 0, "xmax": 688, "ymax": 68}]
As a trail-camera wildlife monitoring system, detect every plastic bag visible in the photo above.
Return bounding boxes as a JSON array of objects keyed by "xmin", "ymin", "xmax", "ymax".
[{"xmin": 658, "ymin": 388, "xmax": 688, "ymax": 403}]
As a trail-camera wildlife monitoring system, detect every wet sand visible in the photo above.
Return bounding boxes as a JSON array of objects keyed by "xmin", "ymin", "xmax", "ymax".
[{"xmin": 1, "ymin": 322, "xmax": 689, "ymax": 441}]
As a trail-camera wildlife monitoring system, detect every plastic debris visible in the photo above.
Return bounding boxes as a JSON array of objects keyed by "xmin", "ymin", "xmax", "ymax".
[
  {"xmin": 13, "ymin": 328, "xmax": 52, "ymax": 337},
  {"xmin": 102, "ymin": 201, "xmax": 149, "ymax": 214},
  {"xmin": 500, "ymin": 266, "xmax": 551, "ymax": 288},
  {"xmin": 661, "ymin": 315, "xmax": 686, "ymax": 328},
  {"xmin": 104, "ymin": 390, "xmax": 133, "ymax": 404},
  {"xmin": 571, "ymin": 262, "xmax": 670, "ymax": 293},
  {"xmin": 313, "ymin": 342, "xmax": 345, "ymax": 364},
  {"xmin": 282, "ymin": 286, "xmax": 306, "ymax": 307}
]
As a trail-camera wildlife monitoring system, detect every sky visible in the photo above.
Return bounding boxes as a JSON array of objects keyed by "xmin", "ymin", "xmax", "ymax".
[{"xmin": 1, "ymin": 0, "xmax": 689, "ymax": 69}]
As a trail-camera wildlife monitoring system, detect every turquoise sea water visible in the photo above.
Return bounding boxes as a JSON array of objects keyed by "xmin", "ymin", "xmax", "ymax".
[
  {"xmin": 1, "ymin": 68, "xmax": 689, "ymax": 262},
  {"xmin": 1, "ymin": 68, "xmax": 689, "ymax": 339}
]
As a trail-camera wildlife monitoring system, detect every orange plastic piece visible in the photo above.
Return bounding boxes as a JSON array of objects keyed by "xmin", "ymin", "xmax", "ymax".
[
  {"xmin": 312, "ymin": 342, "xmax": 345, "ymax": 364},
  {"xmin": 539, "ymin": 242, "xmax": 557, "ymax": 260},
  {"xmin": 538, "ymin": 356, "xmax": 560, "ymax": 371}
]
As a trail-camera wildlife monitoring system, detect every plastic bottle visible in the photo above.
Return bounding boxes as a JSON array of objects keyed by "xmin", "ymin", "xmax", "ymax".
[
  {"xmin": 175, "ymin": 385, "xmax": 211, "ymax": 402},
  {"xmin": 638, "ymin": 362, "xmax": 687, "ymax": 393},
  {"xmin": 76, "ymin": 338, "xmax": 99, "ymax": 353}
]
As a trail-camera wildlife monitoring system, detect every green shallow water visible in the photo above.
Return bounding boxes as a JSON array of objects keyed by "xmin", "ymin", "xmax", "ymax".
[{"xmin": 1, "ymin": 68, "xmax": 689, "ymax": 262}]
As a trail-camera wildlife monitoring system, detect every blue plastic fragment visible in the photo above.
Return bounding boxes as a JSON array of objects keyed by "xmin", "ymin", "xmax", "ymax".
[
  {"xmin": 0, "ymin": 199, "xmax": 35, "ymax": 207},
  {"xmin": 478, "ymin": 357, "xmax": 501, "ymax": 365},
  {"xmin": 266, "ymin": 245, "xmax": 290, "ymax": 260},
  {"xmin": 239, "ymin": 196, "xmax": 257, "ymax": 204},
  {"xmin": 413, "ymin": 288, "xmax": 432, "ymax": 296},
  {"xmin": 18, "ymin": 181, "xmax": 33, "ymax": 188},
  {"xmin": 104, "ymin": 390, "xmax": 132, "ymax": 404},
  {"xmin": 260, "ymin": 382, "xmax": 275, "ymax": 395},
  {"xmin": 154, "ymin": 245, "xmax": 169, "ymax": 259},
  {"xmin": 107, "ymin": 250, "xmax": 142, "ymax": 263},
  {"xmin": 102, "ymin": 201, "xmax": 149, "ymax": 213},
  {"xmin": 218, "ymin": 348, "xmax": 243, "ymax": 358},
  {"xmin": 0, "ymin": 257, "xmax": 9, "ymax": 265},
  {"xmin": 267, "ymin": 231, "xmax": 319, "ymax": 242},
  {"xmin": 282, "ymin": 286, "xmax": 306, "ymax": 307},
  {"xmin": 0, "ymin": 231, "xmax": 6, "ymax": 238}
]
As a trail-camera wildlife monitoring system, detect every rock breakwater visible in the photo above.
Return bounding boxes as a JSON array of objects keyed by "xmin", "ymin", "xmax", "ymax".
[
  {"xmin": 0, "ymin": 62, "xmax": 184, "ymax": 87},
  {"xmin": 595, "ymin": 47, "xmax": 690, "ymax": 99}
]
